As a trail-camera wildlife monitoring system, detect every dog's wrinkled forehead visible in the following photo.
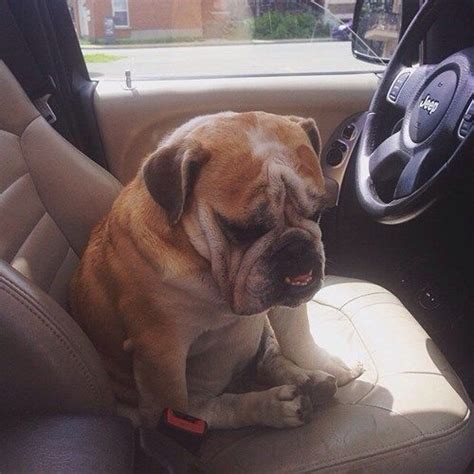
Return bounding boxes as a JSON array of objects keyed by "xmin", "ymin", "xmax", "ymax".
[{"xmin": 187, "ymin": 112, "xmax": 327, "ymax": 217}]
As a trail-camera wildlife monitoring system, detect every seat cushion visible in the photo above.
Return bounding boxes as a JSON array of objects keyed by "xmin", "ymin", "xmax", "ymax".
[
  {"xmin": 0, "ymin": 415, "xmax": 134, "ymax": 474},
  {"xmin": 201, "ymin": 276, "xmax": 474, "ymax": 473}
]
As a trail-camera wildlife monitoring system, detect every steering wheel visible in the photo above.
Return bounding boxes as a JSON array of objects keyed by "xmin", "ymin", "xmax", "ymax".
[{"xmin": 356, "ymin": 0, "xmax": 474, "ymax": 224}]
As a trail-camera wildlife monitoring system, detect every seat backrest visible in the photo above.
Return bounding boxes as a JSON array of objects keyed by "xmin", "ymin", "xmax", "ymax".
[
  {"xmin": 0, "ymin": 61, "xmax": 121, "ymax": 416},
  {"xmin": 0, "ymin": 61, "xmax": 121, "ymax": 308}
]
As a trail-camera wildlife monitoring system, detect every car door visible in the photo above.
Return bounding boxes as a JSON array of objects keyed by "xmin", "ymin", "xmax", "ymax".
[{"xmin": 75, "ymin": 3, "xmax": 382, "ymax": 185}]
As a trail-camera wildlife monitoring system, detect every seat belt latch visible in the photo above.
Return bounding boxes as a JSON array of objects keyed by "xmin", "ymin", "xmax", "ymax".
[
  {"xmin": 34, "ymin": 93, "xmax": 57, "ymax": 124},
  {"xmin": 158, "ymin": 408, "xmax": 208, "ymax": 455}
]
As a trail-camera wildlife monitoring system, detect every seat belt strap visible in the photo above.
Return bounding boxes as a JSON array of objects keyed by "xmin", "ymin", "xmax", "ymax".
[{"xmin": 0, "ymin": 0, "xmax": 56, "ymax": 120}]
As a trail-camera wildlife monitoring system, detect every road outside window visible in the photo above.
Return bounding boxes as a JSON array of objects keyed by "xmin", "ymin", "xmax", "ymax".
[{"xmin": 68, "ymin": 0, "xmax": 385, "ymax": 80}]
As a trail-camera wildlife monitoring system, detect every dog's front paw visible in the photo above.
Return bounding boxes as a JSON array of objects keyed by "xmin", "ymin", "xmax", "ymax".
[
  {"xmin": 300, "ymin": 373, "xmax": 337, "ymax": 406},
  {"xmin": 327, "ymin": 358, "xmax": 365, "ymax": 387},
  {"xmin": 263, "ymin": 385, "xmax": 313, "ymax": 428}
]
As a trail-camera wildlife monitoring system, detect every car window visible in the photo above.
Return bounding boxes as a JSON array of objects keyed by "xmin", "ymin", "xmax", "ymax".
[{"xmin": 69, "ymin": 0, "xmax": 386, "ymax": 80}]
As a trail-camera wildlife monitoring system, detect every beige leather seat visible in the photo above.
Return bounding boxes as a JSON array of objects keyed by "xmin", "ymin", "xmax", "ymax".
[
  {"xmin": 203, "ymin": 277, "xmax": 473, "ymax": 472},
  {"xmin": 1, "ymin": 61, "xmax": 472, "ymax": 472}
]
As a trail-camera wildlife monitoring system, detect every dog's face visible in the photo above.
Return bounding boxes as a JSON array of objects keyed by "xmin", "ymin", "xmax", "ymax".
[{"xmin": 143, "ymin": 112, "xmax": 329, "ymax": 315}]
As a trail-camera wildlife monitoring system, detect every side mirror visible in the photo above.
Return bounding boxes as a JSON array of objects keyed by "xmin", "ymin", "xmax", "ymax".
[{"xmin": 351, "ymin": 0, "xmax": 417, "ymax": 64}]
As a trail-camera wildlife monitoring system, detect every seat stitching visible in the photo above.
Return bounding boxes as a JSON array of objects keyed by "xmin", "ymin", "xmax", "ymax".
[
  {"xmin": 340, "ymin": 291, "xmax": 397, "ymax": 311},
  {"xmin": 313, "ymin": 290, "xmax": 388, "ymax": 311},
  {"xmin": 10, "ymin": 212, "xmax": 49, "ymax": 263},
  {"xmin": 46, "ymin": 240, "xmax": 70, "ymax": 291},
  {"xmin": 354, "ymin": 402, "xmax": 424, "ymax": 436},
  {"xmin": 6, "ymin": 111, "xmax": 40, "ymax": 138},
  {"xmin": 47, "ymin": 247, "xmax": 77, "ymax": 294},
  {"xmin": 379, "ymin": 370, "xmax": 446, "ymax": 379},
  {"xmin": 375, "ymin": 371, "xmax": 471, "ymax": 401},
  {"xmin": 6, "ymin": 211, "xmax": 47, "ymax": 264},
  {"xmin": 0, "ymin": 276, "xmax": 102, "ymax": 404},
  {"xmin": 348, "ymin": 301, "xmax": 406, "ymax": 315},
  {"xmin": 334, "ymin": 306, "xmax": 379, "ymax": 404},
  {"xmin": 0, "ymin": 128, "xmax": 22, "ymax": 140},
  {"xmin": 0, "ymin": 171, "xmax": 28, "ymax": 194},
  {"xmin": 21, "ymin": 114, "xmax": 121, "ymax": 193},
  {"xmin": 18, "ymin": 118, "xmax": 79, "ymax": 254}
]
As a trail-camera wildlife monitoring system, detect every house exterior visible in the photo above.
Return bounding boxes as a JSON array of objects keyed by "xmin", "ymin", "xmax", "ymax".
[
  {"xmin": 69, "ymin": 0, "xmax": 206, "ymax": 42},
  {"xmin": 69, "ymin": 0, "xmax": 339, "ymax": 43}
]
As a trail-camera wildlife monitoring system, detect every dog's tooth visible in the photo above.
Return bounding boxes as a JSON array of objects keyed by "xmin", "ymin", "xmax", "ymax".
[{"xmin": 285, "ymin": 275, "xmax": 312, "ymax": 286}]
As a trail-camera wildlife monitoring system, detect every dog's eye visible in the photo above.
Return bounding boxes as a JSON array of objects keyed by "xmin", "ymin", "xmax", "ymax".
[
  {"xmin": 227, "ymin": 222, "xmax": 269, "ymax": 243},
  {"xmin": 217, "ymin": 214, "xmax": 269, "ymax": 244}
]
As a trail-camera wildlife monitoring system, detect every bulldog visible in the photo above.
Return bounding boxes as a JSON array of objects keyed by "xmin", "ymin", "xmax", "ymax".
[{"xmin": 69, "ymin": 111, "xmax": 363, "ymax": 430}]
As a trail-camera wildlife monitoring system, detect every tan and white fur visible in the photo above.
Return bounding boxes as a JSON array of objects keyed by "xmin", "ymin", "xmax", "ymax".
[{"xmin": 69, "ymin": 112, "xmax": 363, "ymax": 430}]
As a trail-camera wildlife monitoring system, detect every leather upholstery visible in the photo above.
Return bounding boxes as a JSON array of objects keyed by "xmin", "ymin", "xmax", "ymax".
[
  {"xmin": 0, "ymin": 60, "xmax": 119, "ymax": 416},
  {"xmin": 0, "ymin": 415, "xmax": 134, "ymax": 473},
  {"xmin": 0, "ymin": 261, "xmax": 115, "ymax": 417},
  {"xmin": 0, "ymin": 61, "xmax": 121, "ymax": 309},
  {"xmin": 202, "ymin": 276, "xmax": 474, "ymax": 473}
]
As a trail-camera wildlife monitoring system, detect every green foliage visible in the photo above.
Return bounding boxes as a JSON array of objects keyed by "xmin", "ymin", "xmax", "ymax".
[
  {"xmin": 253, "ymin": 11, "xmax": 330, "ymax": 40},
  {"xmin": 83, "ymin": 53, "xmax": 124, "ymax": 63},
  {"xmin": 84, "ymin": 37, "xmax": 200, "ymax": 46}
]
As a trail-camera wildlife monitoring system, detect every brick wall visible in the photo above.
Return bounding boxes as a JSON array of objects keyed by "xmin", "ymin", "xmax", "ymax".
[{"xmin": 72, "ymin": 0, "xmax": 204, "ymax": 42}]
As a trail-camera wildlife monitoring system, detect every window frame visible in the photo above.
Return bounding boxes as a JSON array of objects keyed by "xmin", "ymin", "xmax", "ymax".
[{"xmin": 111, "ymin": 0, "xmax": 130, "ymax": 29}]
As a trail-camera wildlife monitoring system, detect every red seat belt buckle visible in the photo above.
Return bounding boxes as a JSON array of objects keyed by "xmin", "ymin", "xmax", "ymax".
[{"xmin": 158, "ymin": 408, "xmax": 208, "ymax": 454}]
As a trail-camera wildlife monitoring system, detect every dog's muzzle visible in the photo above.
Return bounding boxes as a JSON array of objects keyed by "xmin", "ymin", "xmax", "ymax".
[
  {"xmin": 269, "ymin": 235, "xmax": 324, "ymax": 304},
  {"xmin": 234, "ymin": 229, "xmax": 324, "ymax": 315}
]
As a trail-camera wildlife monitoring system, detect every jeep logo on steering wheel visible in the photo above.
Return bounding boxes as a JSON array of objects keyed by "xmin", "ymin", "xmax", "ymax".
[{"xmin": 419, "ymin": 94, "xmax": 440, "ymax": 115}]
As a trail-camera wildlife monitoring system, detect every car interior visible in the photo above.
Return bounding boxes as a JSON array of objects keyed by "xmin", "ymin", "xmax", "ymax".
[{"xmin": 0, "ymin": 0, "xmax": 473, "ymax": 472}]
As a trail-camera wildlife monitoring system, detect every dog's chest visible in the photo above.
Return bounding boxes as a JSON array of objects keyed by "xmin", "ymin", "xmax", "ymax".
[{"xmin": 186, "ymin": 314, "xmax": 266, "ymax": 396}]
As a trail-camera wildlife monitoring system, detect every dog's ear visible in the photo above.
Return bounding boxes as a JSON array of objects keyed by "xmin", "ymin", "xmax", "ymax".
[
  {"xmin": 286, "ymin": 116, "xmax": 322, "ymax": 157},
  {"xmin": 142, "ymin": 140, "xmax": 210, "ymax": 225}
]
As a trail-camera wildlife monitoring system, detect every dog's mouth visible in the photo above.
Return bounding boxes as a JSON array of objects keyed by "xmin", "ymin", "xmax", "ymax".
[{"xmin": 284, "ymin": 269, "xmax": 313, "ymax": 287}]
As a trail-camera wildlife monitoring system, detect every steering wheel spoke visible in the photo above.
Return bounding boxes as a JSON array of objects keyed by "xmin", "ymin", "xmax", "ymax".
[
  {"xmin": 393, "ymin": 148, "xmax": 430, "ymax": 199},
  {"xmin": 369, "ymin": 132, "xmax": 409, "ymax": 182}
]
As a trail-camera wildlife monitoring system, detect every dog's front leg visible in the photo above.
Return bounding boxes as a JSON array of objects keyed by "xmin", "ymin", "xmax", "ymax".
[
  {"xmin": 268, "ymin": 305, "xmax": 363, "ymax": 386},
  {"xmin": 130, "ymin": 330, "xmax": 189, "ymax": 427},
  {"xmin": 189, "ymin": 386, "xmax": 312, "ymax": 430},
  {"xmin": 256, "ymin": 318, "xmax": 337, "ymax": 406},
  {"xmin": 120, "ymin": 301, "xmax": 190, "ymax": 427}
]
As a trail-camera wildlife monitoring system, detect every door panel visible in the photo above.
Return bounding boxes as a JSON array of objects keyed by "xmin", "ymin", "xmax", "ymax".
[{"xmin": 94, "ymin": 73, "xmax": 378, "ymax": 184}]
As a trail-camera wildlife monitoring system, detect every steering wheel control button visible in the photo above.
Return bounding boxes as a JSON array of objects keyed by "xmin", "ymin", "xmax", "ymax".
[
  {"xmin": 458, "ymin": 99, "xmax": 474, "ymax": 139},
  {"xmin": 326, "ymin": 141, "xmax": 347, "ymax": 166},
  {"xmin": 326, "ymin": 147, "xmax": 344, "ymax": 166},
  {"xmin": 335, "ymin": 140, "xmax": 348, "ymax": 152},
  {"xmin": 409, "ymin": 70, "xmax": 458, "ymax": 143},
  {"xmin": 342, "ymin": 123, "xmax": 356, "ymax": 140},
  {"xmin": 388, "ymin": 71, "xmax": 411, "ymax": 103}
]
